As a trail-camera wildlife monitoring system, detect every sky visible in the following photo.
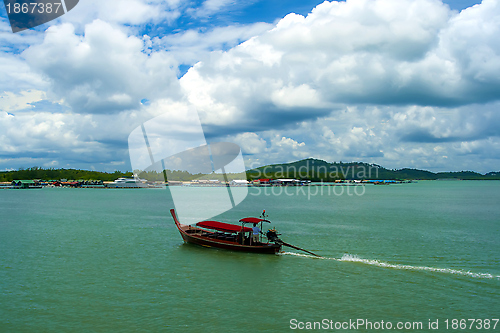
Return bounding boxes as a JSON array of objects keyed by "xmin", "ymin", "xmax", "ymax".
[{"xmin": 1, "ymin": 0, "xmax": 499, "ymax": 174}]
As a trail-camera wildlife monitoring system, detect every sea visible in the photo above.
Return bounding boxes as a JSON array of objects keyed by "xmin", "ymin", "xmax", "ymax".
[{"xmin": 1, "ymin": 181, "xmax": 499, "ymax": 332}]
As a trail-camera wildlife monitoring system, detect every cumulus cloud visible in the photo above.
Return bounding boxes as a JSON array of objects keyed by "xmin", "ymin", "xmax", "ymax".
[
  {"xmin": 438, "ymin": 0, "xmax": 500, "ymax": 100},
  {"xmin": 391, "ymin": 103, "xmax": 500, "ymax": 143},
  {"xmin": 0, "ymin": 90, "xmax": 47, "ymax": 112},
  {"xmin": 220, "ymin": 99, "xmax": 500, "ymax": 173},
  {"xmin": 181, "ymin": 0, "xmax": 500, "ymax": 132},
  {"xmin": 0, "ymin": 53, "xmax": 47, "ymax": 93},
  {"xmin": 0, "ymin": 107, "xmax": 160, "ymax": 171},
  {"xmin": 232, "ymin": 132, "xmax": 267, "ymax": 155},
  {"xmin": 154, "ymin": 22, "xmax": 273, "ymax": 66},
  {"xmin": 22, "ymin": 20, "xmax": 181, "ymax": 114}
]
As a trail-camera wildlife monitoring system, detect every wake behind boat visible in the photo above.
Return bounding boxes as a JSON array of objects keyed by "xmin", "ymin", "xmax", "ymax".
[{"xmin": 170, "ymin": 209, "xmax": 320, "ymax": 256}]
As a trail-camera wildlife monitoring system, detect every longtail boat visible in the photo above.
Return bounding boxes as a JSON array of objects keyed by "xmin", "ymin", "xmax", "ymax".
[{"xmin": 170, "ymin": 209, "xmax": 282, "ymax": 254}]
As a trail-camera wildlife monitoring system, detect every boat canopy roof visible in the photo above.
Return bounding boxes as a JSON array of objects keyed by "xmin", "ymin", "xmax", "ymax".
[
  {"xmin": 239, "ymin": 217, "xmax": 270, "ymax": 224},
  {"xmin": 196, "ymin": 221, "xmax": 252, "ymax": 233}
]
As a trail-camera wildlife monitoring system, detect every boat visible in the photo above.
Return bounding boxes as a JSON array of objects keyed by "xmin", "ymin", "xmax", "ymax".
[
  {"xmin": 106, "ymin": 176, "xmax": 149, "ymax": 188},
  {"xmin": 170, "ymin": 209, "xmax": 282, "ymax": 254}
]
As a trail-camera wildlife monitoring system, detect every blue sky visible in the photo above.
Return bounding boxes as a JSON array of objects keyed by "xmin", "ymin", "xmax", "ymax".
[{"xmin": 1, "ymin": 0, "xmax": 499, "ymax": 174}]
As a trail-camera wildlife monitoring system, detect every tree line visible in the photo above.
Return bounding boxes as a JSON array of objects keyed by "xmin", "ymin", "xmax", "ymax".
[
  {"xmin": 0, "ymin": 167, "xmax": 133, "ymax": 182},
  {"xmin": 1, "ymin": 161, "xmax": 499, "ymax": 183}
]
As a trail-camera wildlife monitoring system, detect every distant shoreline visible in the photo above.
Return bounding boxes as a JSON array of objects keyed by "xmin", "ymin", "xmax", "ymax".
[
  {"xmin": 1, "ymin": 158, "xmax": 499, "ymax": 183},
  {"xmin": 2, "ymin": 179, "xmax": 500, "ymax": 191}
]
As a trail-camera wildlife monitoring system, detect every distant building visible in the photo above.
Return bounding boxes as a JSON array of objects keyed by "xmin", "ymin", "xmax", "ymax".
[
  {"xmin": 257, "ymin": 179, "xmax": 271, "ymax": 186},
  {"xmin": 11, "ymin": 180, "xmax": 40, "ymax": 189}
]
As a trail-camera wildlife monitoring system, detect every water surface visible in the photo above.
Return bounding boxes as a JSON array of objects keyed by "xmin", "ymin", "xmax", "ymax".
[{"xmin": 1, "ymin": 181, "xmax": 499, "ymax": 332}]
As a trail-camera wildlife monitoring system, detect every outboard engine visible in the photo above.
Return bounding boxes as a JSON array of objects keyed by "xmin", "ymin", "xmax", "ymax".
[{"xmin": 266, "ymin": 228, "xmax": 281, "ymax": 243}]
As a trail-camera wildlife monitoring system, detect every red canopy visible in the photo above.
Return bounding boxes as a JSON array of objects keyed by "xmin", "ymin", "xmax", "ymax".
[
  {"xmin": 239, "ymin": 217, "xmax": 270, "ymax": 224},
  {"xmin": 196, "ymin": 221, "xmax": 251, "ymax": 233}
]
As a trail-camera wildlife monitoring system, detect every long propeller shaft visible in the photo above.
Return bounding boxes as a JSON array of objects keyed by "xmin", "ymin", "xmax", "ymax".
[{"xmin": 280, "ymin": 241, "xmax": 321, "ymax": 257}]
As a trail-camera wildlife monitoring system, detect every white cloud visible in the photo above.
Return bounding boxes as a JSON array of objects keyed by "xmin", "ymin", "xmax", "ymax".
[
  {"xmin": 271, "ymin": 135, "xmax": 305, "ymax": 150},
  {"xmin": 232, "ymin": 132, "xmax": 267, "ymax": 154},
  {"xmin": 155, "ymin": 23, "xmax": 273, "ymax": 66},
  {"xmin": 60, "ymin": 0, "xmax": 182, "ymax": 29},
  {"xmin": 0, "ymin": 22, "xmax": 45, "ymax": 52},
  {"xmin": 0, "ymin": 90, "xmax": 46, "ymax": 112},
  {"xmin": 181, "ymin": 0, "xmax": 500, "ymax": 131},
  {"xmin": 271, "ymin": 84, "xmax": 324, "ymax": 108},
  {"xmin": 265, "ymin": 135, "xmax": 309, "ymax": 161},
  {"xmin": 0, "ymin": 53, "xmax": 48, "ymax": 92},
  {"xmin": 226, "ymin": 99, "xmax": 500, "ymax": 173},
  {"xmin": 270, "ymin": 0, "xmax": 449, "ymax": 60},
  {"xmin": 190, "ymin": 0, "xmax": 235, "ymax": 18},
  {"xmin": 22, "ymin": 20, "xmax": 181, "ymax": 114},
  {"xmin": 0, "ymin": 107, "xmax": 159, "ymax": 171}
]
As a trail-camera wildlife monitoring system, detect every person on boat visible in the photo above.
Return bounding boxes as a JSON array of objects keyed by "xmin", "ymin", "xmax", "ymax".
[{"xmin": 252, "ymin": 223, "xmax": 260, "ymax": 245}]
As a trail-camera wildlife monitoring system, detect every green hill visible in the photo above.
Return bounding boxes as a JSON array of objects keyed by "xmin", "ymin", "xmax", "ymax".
[{"xmin": 246, "ymin": 158, "xmax": 500, "ymax": 181}]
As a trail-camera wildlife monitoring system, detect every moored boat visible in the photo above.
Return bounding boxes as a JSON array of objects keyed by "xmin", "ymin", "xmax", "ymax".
[{"xmin": 107, "ymin": 176, "xmax": 149, "ymax": 188}]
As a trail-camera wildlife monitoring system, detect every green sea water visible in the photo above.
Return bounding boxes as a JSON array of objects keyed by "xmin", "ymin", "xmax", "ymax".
[{"xmin": 1, "ymin": 181, "xmax": 499, "ymax": 332}]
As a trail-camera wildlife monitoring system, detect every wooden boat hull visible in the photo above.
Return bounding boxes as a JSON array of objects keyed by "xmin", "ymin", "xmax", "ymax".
[{"xmin": 171, "ymin": 209, "xmax": 282, "ymax": 254}]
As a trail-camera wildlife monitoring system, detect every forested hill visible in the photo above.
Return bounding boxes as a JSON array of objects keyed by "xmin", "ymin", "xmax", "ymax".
[{"xmin": 246, "ymin": 158, "xmax": 500, "ymax": 181}]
